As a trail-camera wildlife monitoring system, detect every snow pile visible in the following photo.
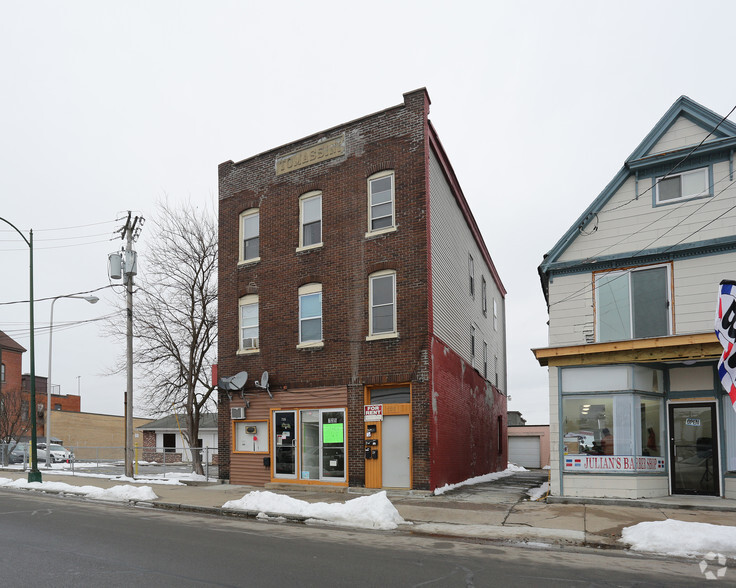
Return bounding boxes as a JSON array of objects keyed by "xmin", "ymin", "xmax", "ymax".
[
  {"xmin": 223, "ymin": 490, "xmax": 406, "ymax": 530},
  {"xmin": 527, "ymin": 482, "xmax": 549, "ymax": 501},
  {"xmin": 434, "ymin": 463, "xmax": 528, "ymax": 495},
  {"xmin": 621, "ymin": 519, "xmax": 736, "ymax": 558},
  {"xmin": 0, "ymin": 477, "xmax": 158, "ymax": 502}
]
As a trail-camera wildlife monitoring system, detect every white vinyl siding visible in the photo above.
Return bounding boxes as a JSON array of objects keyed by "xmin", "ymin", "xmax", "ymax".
[
  {"xmin": 674, "ymin": 251, "xmax": 736, "ymax": 335},
  {"xmin": 428, "ymin": 149, "xmax": 506, "ymax": 390},
  {"xmin": 548, "ymin": 251, "xmax": 736, "ymax": 347},
  {"xmin": 647, "ymin": 116, "xmax": 714, "ymax": 156},
  {"xmin": 547, "ymin": 272, "xmax": 595, "ymax": 347},
  {"xmin": 557, "ymin": 160, "xmax": 735, "ymax": 264}
]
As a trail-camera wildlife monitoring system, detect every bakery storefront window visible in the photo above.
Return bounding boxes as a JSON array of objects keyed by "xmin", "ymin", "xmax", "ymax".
[{"xmin": 560, "ymin": 366, "xmax": 665, "ymax": 473}]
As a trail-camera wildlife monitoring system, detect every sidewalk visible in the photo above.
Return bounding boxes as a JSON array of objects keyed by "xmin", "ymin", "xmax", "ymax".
[{"xmin": 3, "ymin": 468, "xmax": 736, "ymax": 552}]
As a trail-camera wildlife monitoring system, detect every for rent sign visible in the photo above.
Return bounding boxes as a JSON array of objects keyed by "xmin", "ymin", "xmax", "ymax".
[
  {"xmin": 564, "ymin": 455, "xmax": 666, "ymax": 473},
  {"xmin": 364, "ymin": 404, "xmax": 383, "ymax": 421}
]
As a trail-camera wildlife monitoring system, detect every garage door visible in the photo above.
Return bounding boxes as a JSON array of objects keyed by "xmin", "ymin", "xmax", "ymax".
[{"xmin": 509, "ymin": 436, "xmax": 540, "ymax": 468}]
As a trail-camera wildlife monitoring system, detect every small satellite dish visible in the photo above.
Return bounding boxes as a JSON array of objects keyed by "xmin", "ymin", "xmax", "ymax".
[
  {"xmin": 231, "ymin": 371, "xmax": 248, "ymax": 391},
  {"xmin": 255, "ymin": 371, "xmax": 272, "ymax": 398}
]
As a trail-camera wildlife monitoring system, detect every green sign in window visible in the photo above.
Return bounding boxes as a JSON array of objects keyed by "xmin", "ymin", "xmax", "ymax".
[{"xmin": 322, "ymin": 423, "xmax": 344, "ymax": 444}]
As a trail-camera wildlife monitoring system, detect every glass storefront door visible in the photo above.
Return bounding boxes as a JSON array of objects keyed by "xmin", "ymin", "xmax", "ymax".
[
  {"xmin": 669, "ymin": 403, "xmax": 719, "ymax": 495},
  {"xmin": 274, "ymin": 408, "xmax": 345, "ymax": 482},
  {"xmin": 274, "ymin": 410, "xmax": 297, "ymax": 478}
]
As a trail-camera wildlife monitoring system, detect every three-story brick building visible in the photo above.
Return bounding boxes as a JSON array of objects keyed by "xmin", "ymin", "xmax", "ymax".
[{"xmin": 217, "ymin": 89, "xmax": 507, "ymax": 491}]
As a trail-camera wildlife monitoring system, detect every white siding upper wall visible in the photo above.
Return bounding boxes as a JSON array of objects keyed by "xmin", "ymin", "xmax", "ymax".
[
  {"xmin": 429, "ymin": 149, "xmax": 506, "ymax": 390},
  {"xmin": 558, "ymin": 160, "xmax": 736, "ymax": 264},
  {"xmin": 674, "ymin": 251, "xmax": 736, "ymax": 334},
  {"xmin": 647, "ymin": 115, "xmax": 712, "ymax": 155},
  {"xmin": 548, "ymin": 251, "xmax": 736, "ymax": 347},
  {"xmin": 547, "ymin": 273, "xmax": 594, "ymax": 347}
]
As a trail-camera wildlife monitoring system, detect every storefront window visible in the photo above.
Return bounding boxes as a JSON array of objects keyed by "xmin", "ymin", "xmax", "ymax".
[
  {"xmin": 563, "ymin": 394, "xmax": 664, "ymax": 459},
  {"xmin": 321, "ymin": 410, "xmax": 345, "ymax": 479},
  {"xmin": 562, "ymin": 396, "xmax": 613, "ymax": 455},
  {"xmin": 640, "ymin": 397, "xmax": 663, "ymax": 457}
]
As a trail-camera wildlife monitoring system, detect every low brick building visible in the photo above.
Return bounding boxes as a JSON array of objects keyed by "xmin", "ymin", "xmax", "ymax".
[{"xmin": 218, "ymin": 89, "xmax": 508, "ymax": 491}]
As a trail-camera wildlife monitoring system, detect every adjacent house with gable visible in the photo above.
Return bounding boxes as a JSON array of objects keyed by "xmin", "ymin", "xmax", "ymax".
[{"xmin": 534, "ymin": 96, "xmax": 736, "ymax": 498}]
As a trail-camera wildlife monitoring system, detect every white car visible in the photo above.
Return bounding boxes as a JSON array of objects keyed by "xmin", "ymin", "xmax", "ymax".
[{"xmin": 37, "ymin": 443, "xmax": 73, "ymax": 463}]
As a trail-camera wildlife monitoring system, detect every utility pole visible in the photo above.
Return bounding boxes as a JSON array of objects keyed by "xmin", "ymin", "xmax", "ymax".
[{"xmin": 113, "ymin": 212, "xmax": 143, "ymax": 479}]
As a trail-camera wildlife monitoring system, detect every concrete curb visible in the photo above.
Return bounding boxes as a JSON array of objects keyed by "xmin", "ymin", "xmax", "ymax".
[{"xmin": 547, "ymin": 495, "xmax": 736, "ymax": 512}]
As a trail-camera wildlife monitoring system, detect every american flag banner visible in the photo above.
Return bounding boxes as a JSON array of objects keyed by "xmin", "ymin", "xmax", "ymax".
[{"xmin": 716, "ymin": 280, "xmax": 736, "ymax": 412}]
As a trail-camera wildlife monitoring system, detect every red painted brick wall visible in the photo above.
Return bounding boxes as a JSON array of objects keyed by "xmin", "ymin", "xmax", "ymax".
[{"xmin": 430, "ymin": 336, "xmax": 507, "ymax": 489}]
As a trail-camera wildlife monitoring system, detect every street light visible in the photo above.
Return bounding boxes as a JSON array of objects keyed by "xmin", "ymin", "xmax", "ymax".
[
  {"xmin": 45, "ymin": 294, "xmax": 99, "ymax": 467},
  {"xmin": 0, "ymin": 216, "xmax": 40, "ymax": 482}
]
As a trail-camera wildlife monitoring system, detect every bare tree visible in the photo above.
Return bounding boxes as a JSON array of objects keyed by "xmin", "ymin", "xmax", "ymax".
[
  {"xmin": 111, "ymin": 199, "xmax": 218, "ymax": 475},
  {"xmin": 0, "ymin": 386, "xmax": 31, "ymax": 465}
]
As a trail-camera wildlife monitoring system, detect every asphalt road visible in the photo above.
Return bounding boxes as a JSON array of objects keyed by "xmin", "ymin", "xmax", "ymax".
[{"xmin": 0, "ymin": 490, "xmax": 720, "ymax": 587}]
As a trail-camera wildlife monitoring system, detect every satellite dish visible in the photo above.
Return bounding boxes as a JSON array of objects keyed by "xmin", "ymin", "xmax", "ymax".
[
  {"xmin": 231, "ymin": 371, "xmax": 248, "ymax": 391},
  {"xmin": 255, "ymin": 371, "xmax": 272, "ymax": 398}
]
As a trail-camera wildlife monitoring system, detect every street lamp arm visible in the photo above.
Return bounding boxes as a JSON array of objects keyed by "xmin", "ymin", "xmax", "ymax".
[{"xmin": 0, "ymin": 216, "xmax": 31, "ymax": 248}]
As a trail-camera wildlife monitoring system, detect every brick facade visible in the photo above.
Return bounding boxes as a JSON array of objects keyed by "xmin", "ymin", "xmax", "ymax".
[{"xmin": 218, "ymin": 89, "xmax": 506, "ymax": 491}]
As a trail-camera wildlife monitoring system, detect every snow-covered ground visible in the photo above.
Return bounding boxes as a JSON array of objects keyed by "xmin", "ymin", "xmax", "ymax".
[
  {"xmin": 621, "ymin": 519, "xmax": 736, "ymax": 558},
  {"xmin": 527, "ymin": 482, "xmax": 549, "ymax": 501},
  {"xmin": 0, "ymin": 476, "xmax": 158, "ymax": 502},
  {"xmin": 433, "ymin": 463, "xmax": 528, "ymax": 495},
  {"xmin": 223, "ymin": 490, "xmax": 407, "ymax": 530}
]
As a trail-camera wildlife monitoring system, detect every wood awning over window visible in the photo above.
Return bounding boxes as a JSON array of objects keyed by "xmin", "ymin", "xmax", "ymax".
[{"xmin": 532, "ymin": 333, "xmax": 721, "ymax": 367}]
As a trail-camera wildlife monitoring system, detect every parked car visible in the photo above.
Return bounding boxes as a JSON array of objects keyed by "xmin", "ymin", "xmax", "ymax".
[
  {"xmin": 6, "ymin": 443, "xmax": 27, "ymax": 464},
  {"xmin": 37, "ymin": 443, "xmax": 73, "ymax": 463}
]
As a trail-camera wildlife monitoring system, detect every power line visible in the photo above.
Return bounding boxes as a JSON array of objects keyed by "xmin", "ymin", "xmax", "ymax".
[
  {"xmin": 0, "ymin": 219, "xmax": 119, "ymax": 234},
  {"xmin": 603, "ymin": 102, "xmax": 736, "ymax": 215},
  {"xmin": 0, "ymin": 285, "xmax": 115, "ymax": 307},
  {"xmin": 549, "ymin": 172, "xmax": 736, "ymax": 309}
]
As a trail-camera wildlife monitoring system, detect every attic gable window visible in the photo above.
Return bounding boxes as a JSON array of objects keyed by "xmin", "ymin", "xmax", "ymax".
[{"xmin": 655, "ymin": 167, "xmax": 708, "ymax": 205}]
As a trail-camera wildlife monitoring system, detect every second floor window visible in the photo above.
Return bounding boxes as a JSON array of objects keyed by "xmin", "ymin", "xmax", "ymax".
[
  {"xmin": 240, "ymin": 209, "xmax": 259, "ymax": 262},
  {"xmin": 299, "ymin": 284, "xmax": 323, "ymax": 344},
  {"xmin": 595, "ymin": 265, "xmax": 670, "ymax": 342},
  {"xmin": 369, "ymin": 271, "xmax": 396, "ymax": 336},
  {"xmin": 239, "ymin": 295, "xmax": 259, "ymax": 351},
  {"xmin": 656, "ymin": 167, "xmax": 708, "ymax": 204},
  {"xmin": 300, "ymin": 192, "xmax": 322, "ymax": 248},
  {"xmin": 368, "ymin": 171, "xmax": 395, "ymax": 232},
  {"xmin": 483, "ymin": 341, "xmax": 488, "ymax": 379}
]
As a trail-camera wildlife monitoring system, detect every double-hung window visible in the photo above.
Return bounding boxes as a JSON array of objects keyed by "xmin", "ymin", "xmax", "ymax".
[
  {"xmin": 655, "ymin": 167, "xmax": 709, "ymax": 205},
  {"xmin": 595, "ymin": 265, "xmax": 670, "ymax": 342},
  {"xmin": 298, "ymin": 283, "xmax": 322, "ymax": 346},
  {"xmin": 239, "ymin": 295, "xmax": 259, "ymax": 352},
  {"xmin": 299, "ymin": 192, "xmax": 322, "ymax": 249},
  {"xmin": 368, "ymin": 270, "xmax": 397, "ymax": 338},
  {"xmin": 468, "ymin": 254, "xmax": 475, "ymax": 298},
  {"xmin": 483, "ymin": 341, "xmax": 488, "ymax": 379},
  {"xmin": 240, "ymin": 209, "xmax": 260, "ymax": 262},
  {"xmin": 481, "ymin": 277, "xmax": 487, "ymax": 316},
  {"xmin": 470, "ymin": 324, "xmax": 476, "ymax": 364},
  {"xmin": 368, "ymin": 171, "xmax": 395, "ymax": 233}
]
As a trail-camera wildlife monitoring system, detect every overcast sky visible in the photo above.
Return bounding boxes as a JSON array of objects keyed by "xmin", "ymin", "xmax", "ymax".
[{"xmin": 1, "ymin": 1, "xmax": 734, "ymax": 424}]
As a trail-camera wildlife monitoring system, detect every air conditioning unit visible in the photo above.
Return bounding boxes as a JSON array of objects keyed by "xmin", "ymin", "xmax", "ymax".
[
  {"xmin": 242, "ymin": 337, "xmax": 259, "ymax": 350},
  {"xmin": 231, "ymin": 407, "xmax": 245, "ymax": 420}
]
